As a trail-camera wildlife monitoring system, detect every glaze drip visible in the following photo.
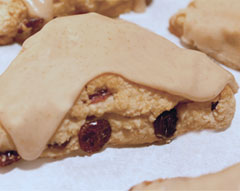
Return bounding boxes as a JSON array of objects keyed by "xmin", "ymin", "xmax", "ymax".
[{"xmin": 23, "ymin": 0, "xmax": 53, "ymax": 20}]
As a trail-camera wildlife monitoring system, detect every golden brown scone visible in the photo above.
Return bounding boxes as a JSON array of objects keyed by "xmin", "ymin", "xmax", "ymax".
[
  {"xmin": 0, "ymin": 77, "xmax": 236, "ymax": 166},
  {"xmin": 170, "ymin": 0, "xmax": 240, "ymax": 70},
  {"xmin": 0, "ymin": 13, "xmax": 237, "ymax": 167},
  {"xmin": 130, "ymin": 163, "xmax": 240, "ymax": 191},
  {"xmin": 0, "ymin": 0, "xmax": 151, "ymax": 45}
]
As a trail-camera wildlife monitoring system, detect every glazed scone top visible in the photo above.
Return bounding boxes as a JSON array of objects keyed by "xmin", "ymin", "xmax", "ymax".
[
  {"xmin": 131, "ymin": 163, "xmax": 240, "ymax": 190},
  {"xmin": 178, "ymin": 0, "xmax": 240, "ymax": 68},
  {"xmin": 0, "ymin": 13, "xmax": 237, "ymax": 160}
]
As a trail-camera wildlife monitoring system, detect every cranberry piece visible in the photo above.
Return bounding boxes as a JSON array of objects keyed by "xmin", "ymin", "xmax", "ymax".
[
  {"xmin": 89, "ymin": 88, "xmax": 112, "ymax": 104},
  {"xmin": 17, "ymin": 28, "xmax": 24, "ymax": 34},
  {"xmin": 211, "ymin": 101, "xmax": 219, "ymax": 111},
  {"xmin": 74, "ymin": 10, "xmax": 88, "ymax": 14},
  {"xmin": 153, "ymin": 108, "xmax": 178, "ymax": 138},
  {"xmin": 48, "ymin": 139, "xmax": 71, "ymax": 149},
  {"xmin": 0, "ymin": 151, "xmax": 21, "ymax": 167},
  {"xmin": 78, "ymin": 119, "xmax": 112, "ymax": 153},
  {"xmin": 25, "ymin": 18, "xmax": 44, "ymax": 33},
  {"xmin": 86, "ymin": 115, "xmax": 97, "ymax": 121}
]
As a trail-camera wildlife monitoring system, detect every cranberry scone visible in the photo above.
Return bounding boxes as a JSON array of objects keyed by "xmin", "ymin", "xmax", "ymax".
[
  {"xmin": 130, "ymin": 163, "xmax": 240, "ymax": 190},
  {"xmin": 0, "ymin": 0, "xmax": 151, "ymax": 45},
  {"xmin": 0, "ymin": 13, "xmax": 238, "ymax": 167},
  {"xmin": 169, "ymin": 0, "xmax": 240, "ymax": 70}
]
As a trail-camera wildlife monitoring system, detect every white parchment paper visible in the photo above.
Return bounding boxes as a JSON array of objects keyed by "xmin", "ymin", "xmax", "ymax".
[{"xmin": 0, "ymin": 0, "xmax": 239, "ymax": 191}]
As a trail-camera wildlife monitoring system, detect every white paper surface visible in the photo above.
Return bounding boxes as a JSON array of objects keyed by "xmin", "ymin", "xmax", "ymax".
[{"xmin": 0, "ymin": 0, "xmax": 240, "ymax": 191}]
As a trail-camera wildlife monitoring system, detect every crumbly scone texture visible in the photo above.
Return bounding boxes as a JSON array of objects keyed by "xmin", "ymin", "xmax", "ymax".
[
  {"xmin": 0, "ymin": 74, "xmax": 236, "ymax": 162},
  {"xmin": 0, "ymin": 0, "xmax": 27, "ymax": 44},
  {"xmin": 0, "ymin": 0, "xmax": 151, "ymax": 45},
  {"xmin": 169, "ymin": 0, "xmax": 240, "ymax": 70}
]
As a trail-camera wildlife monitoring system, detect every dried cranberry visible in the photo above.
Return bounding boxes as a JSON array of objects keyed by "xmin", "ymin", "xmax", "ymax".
[
  {"xmin": 25, "ymin": 18, "xmax": 44, "ymax": 33},
  {"xmin": 48, "ymin": 139, "xmax": 70, "ymax": 149},
  {"xmin": 0, "ymin": 151, "xmax": 21, "ymax": 167},
  {"xmin": 153, "ymin": 108, "xmax": 178, "ymax": 138},
  {"xmin": 89, "ymin": 88, "xmax": 112, "ymax": 104},
  {"xmin": 74, "ymin": 10, "xmax": 88, "ymax": 14},
  {"xmin": 211, "ymin": 101, "xmax": 219, "ymax": 111},
  {"xmin": 17, "ymin": 28, "xmax": 24, "ymax": 34},
  {"xmin": 86, "ymin": 115, "xmax": 97, "ymax": 121},
  {"xmin": 78, "ymin": 119, "xmax": 112, "ymax": 153}
]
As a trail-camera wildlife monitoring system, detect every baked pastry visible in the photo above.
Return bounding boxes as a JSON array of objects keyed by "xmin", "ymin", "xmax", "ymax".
[
  {"xmin": 170, "ymin": 0, "xmax": 240, "ymax": 70},
  {"xmin": 130, "ymin": 163, "xmax": 240, "ymax": 190},
  {"xmin": 0, "ymin": 0, "xmax": 151, "ymax": 45},
  {"xmin": 0, "ymin": 13, "xmax": 238, "ymax": 167}
]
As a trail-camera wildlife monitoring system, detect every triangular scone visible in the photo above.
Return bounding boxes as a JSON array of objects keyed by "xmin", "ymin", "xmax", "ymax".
[
  {"xmin": 130, "ymin": 163, "xmax": 240, "ymax": 191},
  {"xmin": 0, "ymin": 0, "xmax": 150, "ymax": 45},
  {"xmin": 170, "ymin": 0, "xmax": 240, "ymax": 70},
  {"xmin": 0, "ymin": 13, "xmax": 238, "ymax": 166}
]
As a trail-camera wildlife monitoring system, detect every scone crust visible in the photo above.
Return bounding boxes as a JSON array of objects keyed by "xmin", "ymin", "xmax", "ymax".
[
  {"xmin": 0, "ymin": 74, "xmax": 236, "ymax": 164},
  {"xmin": 169, "ymin": 0, "xmax": 240, "ymax": 70},
  {"xmin": 130, "ymin": 163, "xmax": 240, "ymax": 191}
]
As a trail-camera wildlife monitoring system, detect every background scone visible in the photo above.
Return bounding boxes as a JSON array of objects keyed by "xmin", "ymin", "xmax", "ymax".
[
  {"xmin": 0, "ymin": 13, "xmax": 238, "ymax": 167},
  {"xmin": 130, "ymin": 163, "xmax": 240, "ymax": 190},
  {"xmin": 0, "ymin": 0, "xmax": 151, "ymax": 45},
  {"xmin": 170, "ymin": 0, "xmax": 240, "ymax": 70}
]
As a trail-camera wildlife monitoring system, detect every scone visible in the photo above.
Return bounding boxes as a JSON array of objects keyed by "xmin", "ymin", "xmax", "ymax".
[
  {"xmin": 0, "ymin": 0, "xmax": 151, "ymax": 45},
  {"xmin": 0, "ymin": 13, "xmax": 238, "ymax": 167},
  {"xmin": 130, "ymin": 163, "xmax": 240, "ymax": 190},
  {"xmin": 169, "ymin": 0, "xmax": 240, "ymax": 70}
]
